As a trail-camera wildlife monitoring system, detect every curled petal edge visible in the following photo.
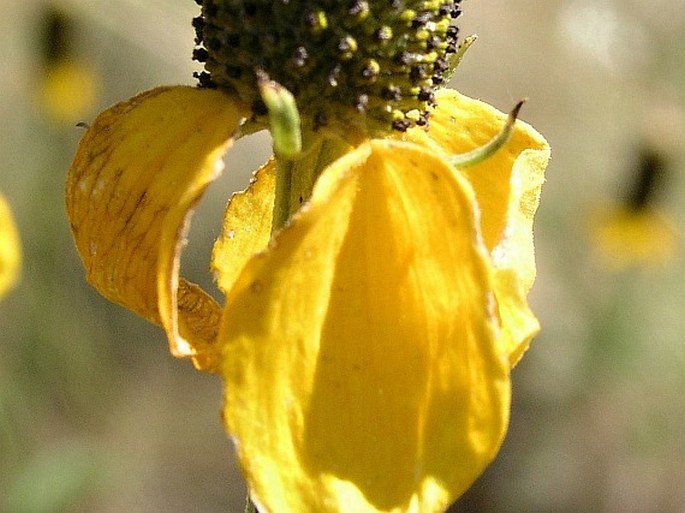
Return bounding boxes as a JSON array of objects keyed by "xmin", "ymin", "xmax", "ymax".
[
  {"xmin": 406, "ymin": 89, "xmax": 550, "ymax": 365},
  {"xmin": 66, "ymin": 86, "xmax": 247, "ymax": 371}
]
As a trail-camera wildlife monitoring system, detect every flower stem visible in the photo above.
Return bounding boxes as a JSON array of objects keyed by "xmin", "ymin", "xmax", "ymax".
[
  {"xmin": 244, "ymin": 494, "xmax": 257, "ymax": 513},
  {"xmin": 272, "ymin": 156, "xmax": 296, "ymax": 232},
  {"xmin": 271, "ymin": 136, "xmax": 352, "ymax": 233},
  {"xmin": 259, "ymin": 73, "xmax": 354, "ymax": 233}
]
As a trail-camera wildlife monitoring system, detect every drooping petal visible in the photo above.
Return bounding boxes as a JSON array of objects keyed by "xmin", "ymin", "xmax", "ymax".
[
  {"xmin": 0, "ymin": 193, "xmax": 21, "ymax": 298},
  {"xmin": 219, "ymin": 139, "xmax": 510, "ymax": 513},
  {"xmin": 211, "ymin": 160, "xmax": 275, "ymax": 296},
  {"xmin": 66, "ymin": 86, "xmax": 247, "ymax": 371},
  {"xmin": 406, "ymin": 90, "xmax": 550, "ymax": 365}
]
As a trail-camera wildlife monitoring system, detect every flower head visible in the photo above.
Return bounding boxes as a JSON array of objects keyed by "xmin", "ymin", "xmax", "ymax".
[
  {"xmin": 65, "ymin": 2, "xmax": 549, "ymax": 511},
  {"xmin": 193, "ymin": 0, "xmax": 465, "ymax": 139}
]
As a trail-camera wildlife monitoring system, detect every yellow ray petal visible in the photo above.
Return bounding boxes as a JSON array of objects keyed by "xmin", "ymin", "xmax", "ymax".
[
  {"xmin": 211, "ymin": 160, "xmax": 275, "ymax": 296},
  {"xmin": 220, "ymin": 139, "xmax": 510, "ymax": 513},
  {"xmin": 407, "ymin": 90, "xmax": 550, "ymax": 364},
  {"xmin": 0, "ymin": 193, "xmax": 21, "ymax": 298},
  {"xmin": 66, "ymin": 86, "xmax": 247, "ymax": 371}
]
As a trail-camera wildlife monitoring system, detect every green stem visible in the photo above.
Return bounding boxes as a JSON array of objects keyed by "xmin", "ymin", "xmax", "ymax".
[
  {"xmin": 272, "ymin": 157, "xmax": 296, "ymax": 233},
  {"xmin": 271, "ymin": 137, "xmax": 351, "ymax": 233},
  {"xmin": 244, "ymin": 494, "xmax": 257, "ymax": 513}
]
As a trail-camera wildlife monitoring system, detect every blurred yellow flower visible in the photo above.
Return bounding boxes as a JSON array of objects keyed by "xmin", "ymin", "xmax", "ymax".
[
  {"xmin": 0, "ymin": 193, "xmax": 21, "ymax": 299},
  {"xmin": 591, "ymin": 206, "xmax": 676, "ymax": 270},
  {"xmin": 590, "ymin": 147, "xmax": 677, "ymax": 270},
  {"xmin": 40, "ymin": 59, "xmax": 98, "ymax": 123},
  {"xmin": 36, "ymin": 6, "xmax": 98, "ymax": 123}
]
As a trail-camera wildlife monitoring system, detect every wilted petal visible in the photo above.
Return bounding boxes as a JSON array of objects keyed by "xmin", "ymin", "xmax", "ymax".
[
  {"xmin": 407, "ymin": 90, "xmax": 550, "ymax": 365},
  {"xmin": 220, "ymin": 139, "xmax": 510, "ymax": 513},
  {"xmin": 66, "ymin": 86, "xmax": 246, "ymax": 371},
  {"xmin": 0, "ymin": 193, "xmax": 21, "ymax": 298}
]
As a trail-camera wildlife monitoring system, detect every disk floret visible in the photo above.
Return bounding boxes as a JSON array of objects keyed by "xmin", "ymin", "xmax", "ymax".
[{"xmin": 193, "ymin": 0, "xmax": 463, "ymax": 138}]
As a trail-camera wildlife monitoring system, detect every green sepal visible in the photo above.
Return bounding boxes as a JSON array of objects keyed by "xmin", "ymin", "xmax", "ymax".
[
  {"xmin": 443, "ymin": 34, "xmax": 478, "ymax": 84},
  {"xmin": 258, "ymin": 75, "xmax": 302, "ymax": 160}
]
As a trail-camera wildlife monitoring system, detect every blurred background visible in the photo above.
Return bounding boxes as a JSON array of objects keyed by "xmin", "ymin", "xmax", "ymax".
[{"xmin": 0, "ymin": 0, "xmax": 683, "ymax": 511}]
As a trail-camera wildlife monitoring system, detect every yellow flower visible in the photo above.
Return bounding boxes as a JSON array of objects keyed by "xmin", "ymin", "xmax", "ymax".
[
  {"xmin": 65, "ymin": 2, "xmax": 549, "ymax": 512},
  {"xmin": 591, "ymin": 207, "xmax": 676, "ymax": 270},
  {"xmin": 66, "ymin": 84, "xmax": 548, "ymax": 511},
  {"xmin": 0, "ymin": 192, "xmax": 21, "ymax": 299},
  {"xmin": 37, "ymin": 7, "xmax": 98, "ymax": 123},
  {"xmin": 40, "ymin": 59, "xmax": 98, "ymax": 123},
  {"xmin": 590, "ymin": 147, "xmax": 677, "ymax": 270}
]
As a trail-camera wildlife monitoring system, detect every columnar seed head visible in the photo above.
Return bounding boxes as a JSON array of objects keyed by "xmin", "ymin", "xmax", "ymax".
[{"xmin": 193, "ymin": 0, "xmax": 463, "ymax": 139}]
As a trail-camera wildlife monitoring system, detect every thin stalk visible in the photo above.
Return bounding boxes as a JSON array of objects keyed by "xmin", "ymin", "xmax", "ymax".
[
  {"xmin": 450, "ymin": 99, "xmax": 525, "ymax": 168},
  {"xmin": 271, "ymin": 157, "xmax": 296, "ymax": 233},
  {"xmin": 270, "ymin": 137, "xmax": 351, "ymax": 233},
  {"xmin": 244, "ymin": 494, "xmax": 257, "ymax": 513}
]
